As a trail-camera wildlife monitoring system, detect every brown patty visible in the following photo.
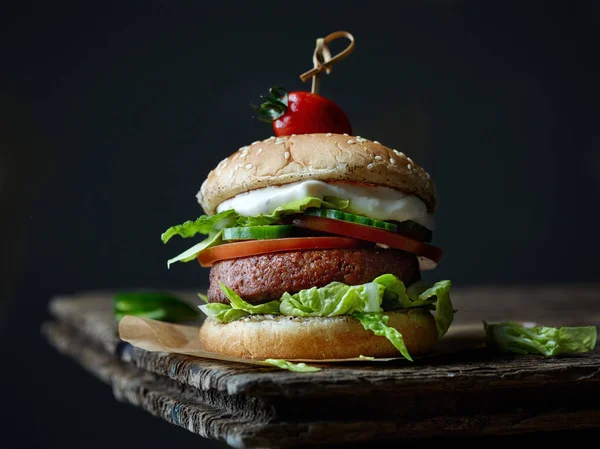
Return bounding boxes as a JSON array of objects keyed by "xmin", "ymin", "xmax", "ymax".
[{"xmin": 208, "ymin": 248, "xmax": 420, "ymax": 304}]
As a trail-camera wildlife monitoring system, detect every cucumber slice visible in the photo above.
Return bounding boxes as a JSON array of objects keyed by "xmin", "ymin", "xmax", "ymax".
[
  {"xmin": 390, "ymin": 221, "xmax": 433, "ymax": 242},
  {"xmin": 223, "ymin": 225, "xmax": 297, "ymax": 241},
  {"xmin": 304, "ymin": 208, "xmax": 433, "ymax": 242},
  {"xmin": 304, "ymin": 209, "xmax": 398, "ymax": 232}
]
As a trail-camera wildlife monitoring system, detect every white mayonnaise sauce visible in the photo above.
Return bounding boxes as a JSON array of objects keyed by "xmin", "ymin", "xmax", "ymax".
[{"xmin": 215, "ymin": 180, "xmax": 434, "ymax": 230}]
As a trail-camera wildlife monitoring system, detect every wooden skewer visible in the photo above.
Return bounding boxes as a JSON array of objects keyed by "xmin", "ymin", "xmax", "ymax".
[{"xmin": 299, "ymin": 31, "xmax": 355, "ymax": 95}]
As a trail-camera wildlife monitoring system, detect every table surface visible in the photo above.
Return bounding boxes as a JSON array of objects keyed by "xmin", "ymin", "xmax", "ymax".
[{"xmin": 42, "ymin": 284, "xmax": 600, "ymax": 448}]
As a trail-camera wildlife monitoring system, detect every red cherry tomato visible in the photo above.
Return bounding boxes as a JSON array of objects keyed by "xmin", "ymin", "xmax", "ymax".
[
  {"xmin": 252, "ymin": 87, "xmax": 352, "ymax": 136},
  {"xmin": 273, "ymin": 91, "xmax": 352, "ymax": 136}
]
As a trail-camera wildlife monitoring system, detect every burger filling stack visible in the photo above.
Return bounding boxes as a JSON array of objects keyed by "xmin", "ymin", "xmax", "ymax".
[{"xmin": 162, "ymin": 132, "xmax": 454, "ymax": 361}]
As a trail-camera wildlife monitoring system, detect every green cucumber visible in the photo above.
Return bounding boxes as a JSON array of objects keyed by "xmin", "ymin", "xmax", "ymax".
[
  {"xmin": 223, "ymin": 225, "xmax": 297, "ymax": 241},
  {"xmin": 304, "ymin": 208, "xmax": 398, "ymax": 232},
  {"xmin": 390, "ymin": 220, "xmax": 433, "ymax": 242},
  {"xmin": 304, "ymin": 208, "xmax": 433, "ymax": 242}
]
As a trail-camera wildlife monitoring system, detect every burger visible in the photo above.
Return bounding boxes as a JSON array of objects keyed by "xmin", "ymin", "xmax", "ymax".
[{"xmin": 162, "ymin": 133, "xmax": 453, "ymax": 361}]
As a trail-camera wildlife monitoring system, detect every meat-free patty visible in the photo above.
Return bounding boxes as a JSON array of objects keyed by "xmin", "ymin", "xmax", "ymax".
[{"xmin": 208, "ymin": 248, "xmax": 420, "ymax": 304}]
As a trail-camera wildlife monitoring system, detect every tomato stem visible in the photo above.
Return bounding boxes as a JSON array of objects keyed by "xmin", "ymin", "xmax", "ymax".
[{"xmin": 251, "ymin": 87, "xmax": 289, "ymax": 123}]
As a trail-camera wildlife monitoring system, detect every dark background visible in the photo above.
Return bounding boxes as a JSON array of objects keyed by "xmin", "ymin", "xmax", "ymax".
[{"xmin": 1, "ymin": 1, "xmax": 599, "ymax": 448}]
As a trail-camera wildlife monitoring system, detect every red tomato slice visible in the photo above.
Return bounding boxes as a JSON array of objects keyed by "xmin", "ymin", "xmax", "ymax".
[
  {"xmin": 291, "ymin": 216, "xmax": 444, "ymax": 264},
  {"xmin": 197, "ymin": 237, "xmax": 367, "ymax": 267}
]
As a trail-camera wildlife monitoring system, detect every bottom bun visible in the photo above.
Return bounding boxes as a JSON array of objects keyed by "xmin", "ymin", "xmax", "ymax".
[{"xmin": 199, "ymin": 309, "xmax": 438, "ymax": 360}]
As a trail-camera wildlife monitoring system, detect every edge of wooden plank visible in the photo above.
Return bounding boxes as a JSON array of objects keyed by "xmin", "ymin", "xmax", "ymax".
[
  {"xmin": 42, "ymin": 320, "xmax": 600, "ymax": 448},
  {"xmin": 47, "ymin": 294, "xmax": 600, "ymax": 398}
]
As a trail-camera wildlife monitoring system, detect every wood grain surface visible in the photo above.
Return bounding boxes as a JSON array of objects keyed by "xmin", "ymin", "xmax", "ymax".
[{"xmin": 42, "ymin": 285, "xmax": 600, "ymax": 448}]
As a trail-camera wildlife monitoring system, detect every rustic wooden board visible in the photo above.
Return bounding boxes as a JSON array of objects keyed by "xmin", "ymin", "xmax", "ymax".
[{"xmin": 42, "ymin": 286, "xmax": 600, "ymax": 448}]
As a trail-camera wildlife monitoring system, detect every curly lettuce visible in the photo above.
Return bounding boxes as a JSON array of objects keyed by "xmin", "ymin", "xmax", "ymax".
[
  {"xmin": 485, "ymin": 322, "xmax": 597, "ymax": 356},
  {"xmin": 166, "ymin": 230, "xmax": 224, "ymax": 268},
  {"xmin": 199, "ymin": 281, "xmax": 281, "ymax": 321},
  {"xmin": 198, "ymin": 274, "xmax": 454, "ymax": 361},
  {"xmin": 279, "ymin": 280, "xmax": 382, "ymax": 316},
  {"xmin": 403, "ymin": 280, "xmax": 454, "ymax": 337},
  {"xmin": 161, "ymin": 209, "xmax": 238, "ymax": 243},
  {"xmin": 353, "ymin": 312, "xmax": 413, "ymax": 361}
]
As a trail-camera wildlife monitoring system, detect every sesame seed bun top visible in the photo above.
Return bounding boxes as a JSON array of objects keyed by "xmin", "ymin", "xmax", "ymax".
[{"xmin": 197, "ymin": 133, "xmax": 437, "ymax": 215}]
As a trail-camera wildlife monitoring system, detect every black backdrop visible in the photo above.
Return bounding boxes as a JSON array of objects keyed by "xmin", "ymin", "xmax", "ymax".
[{"xmin": 1, "ymin": 1, "xmax": 599, "ymax": 448}]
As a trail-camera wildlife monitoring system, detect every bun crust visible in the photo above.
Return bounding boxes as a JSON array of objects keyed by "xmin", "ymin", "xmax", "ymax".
[
  {"xmin": 199, "ymin": 309, "xmax": 438, "ymax": 360},
  {"xmin": 197, "ymin": 134, "xmax": 436, "ymax": 214}
]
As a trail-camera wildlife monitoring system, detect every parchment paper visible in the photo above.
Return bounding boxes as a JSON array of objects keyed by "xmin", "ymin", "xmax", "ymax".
[{"xmin": 118, "ymin": 315, "xmax": 487, "ymax": 368}]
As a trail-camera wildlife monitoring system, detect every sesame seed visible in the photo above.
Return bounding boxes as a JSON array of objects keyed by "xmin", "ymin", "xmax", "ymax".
[
  {"xmin": 390, "ymin": 158, "xmax": 396, "ymax": 164},
  {"xmin": 245, "ymin": 163, "xmax": 253, "ymax": 169},
  {"xmin": 356, "ymin": 137, "xmax": 367, "ymax": 143},
  {"xmin": 347, "ymin": 139, "xmax": 355, "ymax": 144},
  {"xmin": 426, "ymin": 172, "xmax": 431, "ymax": 179},
  {"xmin": 257, "ymin": 148, "xmax": 263, "ymax": 154},
  {"xmin": 291, "ymin": 134, "xmax": 296, "ymax": 137},
  {"xmin": 407, "ymin": 157, "xmax": 414, "ymax": 163},
  {"xmin": 268, "ymin": 136, "xmax": 276, "ymax": 140},
  {"xmin": 239, "ymin": 146, "xmax": 250, "ymax": 152},
  {"xmin": 374, "ymin": 155, "xmax": 383, "ymax": 161},
  {"xmin": 367, "ymin": 163, "xmax": 374, "ymax": 170},
  {"xmin": 393, "ymin": 149, "xmax": 405, "ymax": 157},
  {"xmin": 284, "ymin": 151, "xmax": 290, "ymax": 160},
  {"xmin": 343, "ymin": 133, "xmax": 349, "ymax": 136},
  {"xmin": 407, "ymin": 164, "xmax": 412, "ymax": 170},
  {"xmin": 232, "ymin": 154, "xmax": 238, "ymax": 160},
  {"xmin": 326, "ymin": 133, "xmax": 333, "ymax": 137},
  {"xmin": 251, "ymin": 141, "xmax": 260, "ymax": 145},
  {"xmin": 275, "ymin": 138, "xmax": 285, "ymax": 145},
  {"xmin": 234, "ymin": 165, "xmax": 240, "ymax": 172},
  {"xmin": 374, "ymin": 141, "xmax": 381, "ymax": 145}
]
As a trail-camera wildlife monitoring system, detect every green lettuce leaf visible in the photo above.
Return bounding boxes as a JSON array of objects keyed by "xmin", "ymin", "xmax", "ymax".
[
  {"xmin": 279, "ymin": 280, "xmax": 382, "ymax": 317},
  {"xmin": 199, "ymin": 283, "xmax": 281, "ymax": 323},
  {"xmin": 166, "ymin": 230, "xmax": 224, "ymax": 268},
  {"xmin": 352, "ymin": 312, "xmax": 412, "ymax": 361},
  {"xmin": 411, "ymin": 280, "xmax": 453, "ymax": 337},
  {"xmin": 199, "ymin": 303, "xmax": 249, "ymax": 322},
  {"xmin": 219, "ymin": 282, "xmax": 281, "ymax": 315},
  {"xmin": 484, "ymin": 322, "xmax": 597, "ymax": 356},
  {"xmin": 377, "ymin": 275, "xmax": 434, "ymax": 309},
  {"xmin": 263, "ymin": 359, "xmax": 321, "ymax": 372},
  {"xmin": 237, "ymin": 196, "xmax": 349, "ymax": 226},
  {"xmin": 162, "ymin": 209, "xmax": 238, "ymax": 243},
  {"xmin": 374, "ymin": 275, "xmax": 454, "ymax": 337}
]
